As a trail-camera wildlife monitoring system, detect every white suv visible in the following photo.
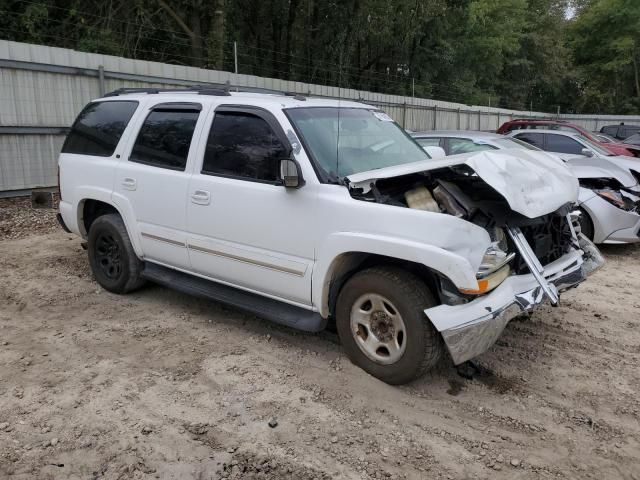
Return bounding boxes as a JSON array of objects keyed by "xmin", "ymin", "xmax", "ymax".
[{"xmin": 57, "ymin": 87, "xmax": 603, "ymax": 384}]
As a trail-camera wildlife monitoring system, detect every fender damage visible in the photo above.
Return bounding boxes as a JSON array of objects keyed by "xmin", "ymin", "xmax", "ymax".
[{"xmin": 346, "ymin": 149, "xmax": 604, "ymax": 364}]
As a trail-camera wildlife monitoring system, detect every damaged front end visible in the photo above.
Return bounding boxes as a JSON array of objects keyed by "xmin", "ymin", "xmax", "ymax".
[{"xmin": 346, "ymin": 151, "xmax": 605, "ymax": 364}]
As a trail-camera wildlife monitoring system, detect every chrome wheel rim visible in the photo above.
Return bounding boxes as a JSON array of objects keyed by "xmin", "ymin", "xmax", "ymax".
[{"xmin": 350, "ymin": 293, "xmax": 407, "ymax": 365}]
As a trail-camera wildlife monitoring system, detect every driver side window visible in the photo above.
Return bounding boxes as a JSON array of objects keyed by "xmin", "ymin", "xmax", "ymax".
[{"xmin": 202, "ymin": 111, "xmax": 288, "ymax": 182}]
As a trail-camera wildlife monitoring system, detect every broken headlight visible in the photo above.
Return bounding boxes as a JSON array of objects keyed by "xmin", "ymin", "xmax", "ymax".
[
  {"xmin": 580, "ymin": 178, "xmax": 640, "ymax": 212},
  {"xmin": 594, "ymin": 187, "xmax": 639, "ymax": 212},
  {"xmin": 460, "ymin": 228, "xmax": 515, "ymax": 295}
]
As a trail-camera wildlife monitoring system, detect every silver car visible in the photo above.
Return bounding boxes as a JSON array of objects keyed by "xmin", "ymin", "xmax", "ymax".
[{"xmin": 412, "ymin": 130, "xmax": 640, "ymax": 244}]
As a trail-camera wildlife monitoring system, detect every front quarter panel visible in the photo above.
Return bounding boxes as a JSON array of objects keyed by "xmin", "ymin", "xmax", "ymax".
[{"xmin": 311, "ymin": 187, "xmax": 492, "ymax": 316}]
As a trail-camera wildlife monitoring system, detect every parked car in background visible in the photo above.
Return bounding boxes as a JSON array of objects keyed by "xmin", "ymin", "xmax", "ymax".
[
  {"xmin": 592, "ymin": 132, "xmax": 618, "ymax": 143},
  {"xmin": 600, "ymin": 123, "xmax": 640, "ymax": 140},
  {"xmin": 506, "ymin": 129, "xmax": 640, "ymax": 179},
  {"xmin": 623, "ymin": 133, "xmax": 640, "ymax": 146},
  {"xmin": 414, "ymin": 130, "xmax": 640, "ymax": 244},
  {"xmin": 57, "ymin": 89, "xmax": 604, "ymax": 384},
  {"xmin": 412, "ymin": 130, "xmax": 542, "ymax": 155},
  {"xmin": 497, "ymin": 119, "xmax": 637, "ymax": 157}
]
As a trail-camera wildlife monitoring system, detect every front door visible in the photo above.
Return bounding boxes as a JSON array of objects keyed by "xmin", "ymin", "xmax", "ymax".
[{"xmin": 186, "ymin": 106, "xmax": 316, "ymax": 307}]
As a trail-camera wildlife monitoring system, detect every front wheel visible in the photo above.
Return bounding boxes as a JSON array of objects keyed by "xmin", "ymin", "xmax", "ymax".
[
  {"xmin": 577, "ymin": 208, "xmax": 595, "ymax": 242},
  {"xmin": 335, "ymin": 266, "xmax": 444, "ymax": 385}
]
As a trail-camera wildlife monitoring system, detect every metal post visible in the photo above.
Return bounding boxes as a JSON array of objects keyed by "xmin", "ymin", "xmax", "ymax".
[
  {"xmin": 234, "ymin": 41, "xmax": 238, "ymax": 74},
  {"xmin": 402, "ymin": 103, "xmax": 407, "ymax": 129},
  {"xmin": 98, "ymin": 65, "xmax": 105, "ymax": 97},
  {"xmin": 457, "ymin": 108, "xmax": 461, "ymax": 129},
  {"xmin": 412, "ymin": 77, "xmax": 415, "ymax": 98},
  {"xmin": 433, "ymin": 105, "xmax": 438, "ymax": 130},
  {"xmin": 557, "ymin": 105, "xmax": 560, "ymax": 119},
  {"xmin": 478, "ymin": 109, "xmax": 481, "ymax": 131}
]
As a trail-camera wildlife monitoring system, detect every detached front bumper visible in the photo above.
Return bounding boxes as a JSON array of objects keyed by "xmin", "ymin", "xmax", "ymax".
[{"xmin": 425, "ymin": 235, "xmax": 604, "ymax": 365}]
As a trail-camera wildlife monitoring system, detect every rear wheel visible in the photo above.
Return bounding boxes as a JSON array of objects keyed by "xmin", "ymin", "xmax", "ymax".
[
  {"xmin": 335, "ymin": 266, "xmax": 444, "ymax": 385},
  {"xmin": 88, "ymin": 214, "xmax": 145, "ymax": 294}
]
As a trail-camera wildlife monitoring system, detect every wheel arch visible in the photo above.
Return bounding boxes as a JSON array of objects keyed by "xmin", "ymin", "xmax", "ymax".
[
  {"xmin": 313, "ymin": 234, "xmax": 478, "ymax": 319},
  {"xmin": 78, "ymin": 197, "xmax": 143, "ymax": 257},
  {"xmin": 321, "ymin": 252, "xmax": 447, "ymax": 320}
]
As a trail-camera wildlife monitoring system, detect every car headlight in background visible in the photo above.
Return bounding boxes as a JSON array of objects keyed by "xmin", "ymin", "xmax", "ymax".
[
  {"xmin": 594, "ymin": 187, "xmax": 639, "ymax": 212},
  {"xmin": 460, "ymin": 228, "xmax": 515, "ymax": 295},
  {"xmin": 579, "ymin": 178, "xmax": 640, "ymax": 213}
]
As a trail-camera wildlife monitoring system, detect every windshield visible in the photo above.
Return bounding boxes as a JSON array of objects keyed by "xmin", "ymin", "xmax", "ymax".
[
  {"xmin": 576, "ymin": 135, "xmax": 614, "ymax": 156},
  {"xmin": 493, "ymin": 137, "xmax": 541, "ymax": 151},
  {"xmin": 285, "ymin": 107, "xmax": 429, "ymax": 179}
]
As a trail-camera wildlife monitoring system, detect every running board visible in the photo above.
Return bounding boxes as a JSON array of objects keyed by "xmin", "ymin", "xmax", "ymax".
[{"xmin": 141, "ymin": 263, "xmax": 327, "ymax": 333}]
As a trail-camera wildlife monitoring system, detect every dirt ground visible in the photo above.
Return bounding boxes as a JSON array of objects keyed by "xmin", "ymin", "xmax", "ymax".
[{"xmin": 1, "ymin": 198, "xmax": 639, "ymax": 480}]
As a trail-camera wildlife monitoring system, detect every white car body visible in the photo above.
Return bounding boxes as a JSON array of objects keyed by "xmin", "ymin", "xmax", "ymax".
[
  {"xmin": 58, "ymin": 92, "xmax": 602, "ymax": 376},
  {"xmin": 505, "ymin": 129, "xmax": 640, "ymax": 243}
]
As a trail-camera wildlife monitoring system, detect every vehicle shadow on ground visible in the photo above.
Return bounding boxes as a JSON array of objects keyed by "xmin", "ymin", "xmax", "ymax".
[{"xmin": 127, "ymin": 280, "xmax": 533, "ymax": 398}]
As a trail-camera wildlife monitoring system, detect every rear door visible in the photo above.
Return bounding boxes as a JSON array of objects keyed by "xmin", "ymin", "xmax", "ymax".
[
  {"xmin": 112, "ymin": 101, "xmax": 206, "ymax": 270},
  {"xmin": 544, "ymin": 134, "xmax": 585, "ymax": 155}
]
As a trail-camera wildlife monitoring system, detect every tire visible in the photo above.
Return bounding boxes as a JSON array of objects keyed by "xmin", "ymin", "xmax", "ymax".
[
  {"xmin": 577, "ymin": 208, "xmax": 595, "ymax": 242},
  {"xmin": 335, "ymin": 266, "xmax": 444, "ymax": 385},
  {"xmin": 87, "ymin": 213, "xmax": 145, "ymax": 294}
]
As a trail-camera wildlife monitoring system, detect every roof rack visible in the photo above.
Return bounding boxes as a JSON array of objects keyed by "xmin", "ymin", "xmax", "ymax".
[
  {"xmin": 104, "ymin": 85, "xmax": 231, "ymax": 97},
  {"xmin": 104, "ymin": 83, "xmax": 308, "ymax": 100}
]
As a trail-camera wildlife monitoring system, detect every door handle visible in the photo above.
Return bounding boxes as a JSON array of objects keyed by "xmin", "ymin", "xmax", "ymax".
[
  {"xmin": 122, "ymin": 177, "xmax": 137, "ymax": 191},
  {"xmin": 191, "ymin": 190, "xmax": 211, "ymax": 205}
]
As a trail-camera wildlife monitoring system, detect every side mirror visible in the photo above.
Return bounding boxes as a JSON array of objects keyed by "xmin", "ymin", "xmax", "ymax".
[
  {"xmin": 423, "ymin": 145, "xmax": 446, "ymax": 159},
  {"xmin": 279, "ymin": 158, "xmax": 305, "ymax": 188},
  {"xmin": 581, "ymin": 148, "xmax": 594, "ymax": 157}
]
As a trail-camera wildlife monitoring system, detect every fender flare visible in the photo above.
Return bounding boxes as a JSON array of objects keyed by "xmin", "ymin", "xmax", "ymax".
[
  {"xmin": 75, "ymin": 187, "xmax": 144, "ymax": 258},
  {"xmin": 312, "ymin": 232, "xmax": 479, "ymax": 317}
]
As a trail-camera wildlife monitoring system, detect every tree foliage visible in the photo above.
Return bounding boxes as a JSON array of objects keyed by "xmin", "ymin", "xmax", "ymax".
[{"xmin": 0, "ymin": 0, "xmax": 637, "ymax": 114}]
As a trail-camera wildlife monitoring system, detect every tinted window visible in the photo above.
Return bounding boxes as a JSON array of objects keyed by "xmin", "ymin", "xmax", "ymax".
[
  {"xmin": 448, "ymin": 138, "xmax": 497, "ymax": 155},
  {"xmin": 415, "ymin": 137, "xmax": 441, "ymax": 147},
  {"xmin": 621, "ymin": 126, "xmax": 640, "ymax": 139},
  {"xmin": 513, "ymin": 132, "xmax": 545, "ymax": 149},
  {"xmin": 130, "ymin": 109, "xmax": 199, "ymax": 170},
  {"xmin": 601, "ymin": 126, "xmax": 619, "ymax": 137},
  {"xmin": 62, "ymin": 101, "xmax": 138, "ymax": 156},
  {"xmin": 546, "ymin": 134, "xmax": 584, "ymax": 155},
  {"xmin": 203, "ymin": 111, "xmax": 288, "ymax": 182}
]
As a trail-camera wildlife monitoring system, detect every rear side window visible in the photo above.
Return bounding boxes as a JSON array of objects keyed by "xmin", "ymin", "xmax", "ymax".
[
  {"xmin": 414, "ymin": 137, "xmax": 441, "ymax": 148},
  {"xmin": 202, "ymin": 111, "xmax": 288, "ymax": 182},
  {"xmin": 448, "ymin": 138, "xmax": 497, "ymax": 155},
  {"xmin": 130, "ymin": 108, "xmax": 200, "ymax": 171},
  {"xmin": 514, "ymin": 132, "xmax": 545, "ymax": 149},
  {"xmin": 545, "ymin": 134, "xmax": 583, "ymax": 155},
  {"xmin": 62, "ymin": 101, "xmax": 138, "ymax": 156}
]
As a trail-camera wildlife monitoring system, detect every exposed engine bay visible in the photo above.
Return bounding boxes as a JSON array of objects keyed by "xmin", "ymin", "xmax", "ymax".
[{"xmin": 348, "ymin": 165, "xmax": 575, "ymax": 273}]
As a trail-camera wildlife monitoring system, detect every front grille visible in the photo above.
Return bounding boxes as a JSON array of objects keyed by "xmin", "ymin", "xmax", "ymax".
[{"xmin": 512, "ymin": 215, "xmax": 573, "ymax": 274}]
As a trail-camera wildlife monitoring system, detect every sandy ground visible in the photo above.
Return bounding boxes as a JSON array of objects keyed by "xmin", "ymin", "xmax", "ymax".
[{"xmin": 1, "ymin": 200, "xmax": 639, "ymax": 480}]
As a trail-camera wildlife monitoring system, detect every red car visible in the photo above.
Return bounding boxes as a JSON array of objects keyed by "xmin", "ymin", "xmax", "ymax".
[{"xmin": 497, "ymin": 119, "xmax": 639, "ymax": 157}]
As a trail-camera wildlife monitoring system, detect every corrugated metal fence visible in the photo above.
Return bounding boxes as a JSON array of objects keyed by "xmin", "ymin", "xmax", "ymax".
[{"xmin": 2, "ymin": 40, "xmax": 640, "ymax": 192}]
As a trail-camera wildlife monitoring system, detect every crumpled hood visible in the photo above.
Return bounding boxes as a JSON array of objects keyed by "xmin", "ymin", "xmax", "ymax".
[{"xmin": 346, "ymin": 149, "xmax": 578, "ymax": 218}]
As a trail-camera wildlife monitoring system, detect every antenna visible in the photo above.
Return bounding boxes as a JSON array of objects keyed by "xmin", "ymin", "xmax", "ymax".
[{"xmin": 336, "ymin": 50, "xmax": 342, "ymax": 179}]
